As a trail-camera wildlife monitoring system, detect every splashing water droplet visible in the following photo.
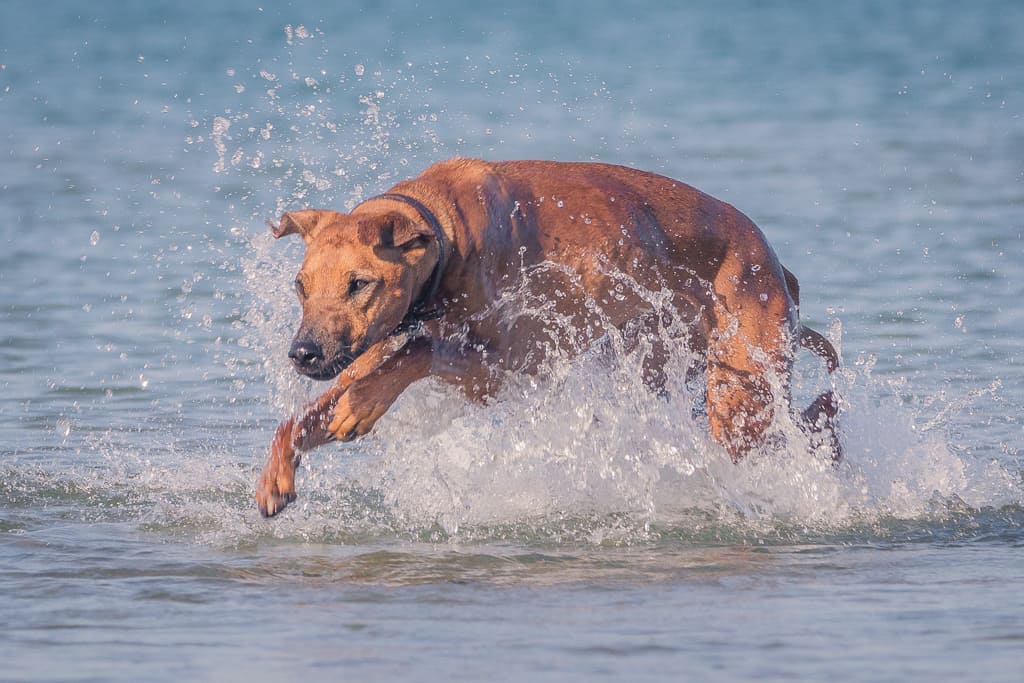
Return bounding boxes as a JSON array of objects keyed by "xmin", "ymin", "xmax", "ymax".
[{"xmin": 211, "ymin": 116, "xmax": 231, "ymax": 173}]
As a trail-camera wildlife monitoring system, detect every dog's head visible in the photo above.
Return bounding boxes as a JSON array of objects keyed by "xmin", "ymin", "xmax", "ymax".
[{"xmin": 272, "ymin": 207, "xmax": 439, "ymax": 380}]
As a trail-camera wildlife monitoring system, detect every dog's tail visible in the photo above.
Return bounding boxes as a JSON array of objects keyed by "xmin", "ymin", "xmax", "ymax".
[
  {"xmin": 797, "ymin": 324, "xmax": 841, "ymax": 462},
  {"xmin": 799, "ymin": 325, "xmax": 838, "ymax": 373},
  {"xmin": 784, "ymin": 266, "xmax": 839, "ymax": 374}
]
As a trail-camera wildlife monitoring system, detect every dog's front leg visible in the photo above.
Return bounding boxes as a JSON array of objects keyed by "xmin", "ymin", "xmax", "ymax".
[
  {"xmin": 256, "ymin": 336, "xmax": 407, "ymax": 517},
  {"xmin": 328, "ymin": 336, "xmax": 498, "ymax": 441},
  {"xmin": 255, "ymin": 386, "xmax": 344, "ymax": 517},
  {"xmin": 256, "ymin": 417, "xmax": 300, "ymax": 518},
  {"xmin": 327, "ymin": 337, "xmax": 434, "ymax": 441}
]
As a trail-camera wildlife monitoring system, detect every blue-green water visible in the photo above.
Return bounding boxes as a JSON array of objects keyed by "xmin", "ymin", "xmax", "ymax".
[{"xmin": 2, "ymin": 1, "xmax": 1022, "ymax": 681}]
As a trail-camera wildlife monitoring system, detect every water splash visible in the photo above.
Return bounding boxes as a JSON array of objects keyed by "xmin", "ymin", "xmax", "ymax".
[
  {"xmin": 146, "ymin": 25, "xmax": 1024, "ymax": 548},
  {"xmin": 15, "ymin": 255, "xmax": 1020, "ymax": 549},
  {"xmin": 37, "ymin": 331, "xmax": 1017, "ymax": 550},
  {"xmin": 229, "ymin": 250, "xmax": 1022, "ymax": 546}
]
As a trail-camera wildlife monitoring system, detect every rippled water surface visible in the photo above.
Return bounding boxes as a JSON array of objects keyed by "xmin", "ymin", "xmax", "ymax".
[{"xmin": 2, "ymin": 1, "xmax": 1022, "ymax": 681}]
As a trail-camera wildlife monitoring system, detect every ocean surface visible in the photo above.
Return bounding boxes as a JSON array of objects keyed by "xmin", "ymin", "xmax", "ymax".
[{"xmin": 2, "ymin": 1, "xmax": 1022, "ymax": 681}]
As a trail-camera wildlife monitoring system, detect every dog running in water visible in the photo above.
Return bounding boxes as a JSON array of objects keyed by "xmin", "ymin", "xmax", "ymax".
[{"xmin": 256, "ymin": 158, "xmax": 839, "ymax": 517}]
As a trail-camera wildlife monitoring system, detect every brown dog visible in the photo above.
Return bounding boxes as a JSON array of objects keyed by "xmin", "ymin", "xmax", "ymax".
[{"xmin": 255, "ymin": 158, "xmax": 839, "ymax": 517}]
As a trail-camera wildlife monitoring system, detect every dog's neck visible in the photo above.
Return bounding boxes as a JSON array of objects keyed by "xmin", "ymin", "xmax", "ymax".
[{"xmin": 363, "ymin": 192, "xmax": 448, "ymax": 335}]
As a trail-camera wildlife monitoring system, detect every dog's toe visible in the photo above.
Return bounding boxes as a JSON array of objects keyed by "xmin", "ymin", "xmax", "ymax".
[{"xmin": 257, "ymin": 491, "xmax": 294, "ymax": 518}]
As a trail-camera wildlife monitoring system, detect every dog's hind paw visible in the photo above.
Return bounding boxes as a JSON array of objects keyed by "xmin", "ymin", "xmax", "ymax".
[{"xmin": 800, "ymin": 390, "xmax": 842, "ymax": 463}]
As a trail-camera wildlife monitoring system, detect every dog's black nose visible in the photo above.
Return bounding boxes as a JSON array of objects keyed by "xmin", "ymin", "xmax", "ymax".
[{"xmin": 288, "ymin": 339, "xmax": 324, "ymax": 369}]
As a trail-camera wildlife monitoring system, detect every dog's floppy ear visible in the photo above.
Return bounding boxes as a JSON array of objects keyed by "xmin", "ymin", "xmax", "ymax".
[
  {"xmin": 269, "ymin": 209, "xmax": 334, "ymax": 241},
  {"xmin": 356, "ymin": 211, "xmax": 433, "ymax": 249}
]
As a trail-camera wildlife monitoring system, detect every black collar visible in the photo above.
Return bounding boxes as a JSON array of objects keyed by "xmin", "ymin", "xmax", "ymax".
[{"xmin": 361, "ymin": 192, "xmax": 447, "ymax": 335}]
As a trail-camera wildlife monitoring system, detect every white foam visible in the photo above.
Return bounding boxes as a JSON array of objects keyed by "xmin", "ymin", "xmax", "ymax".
[
  {"xmin": 324, "ymin": 340, "xmax": 1019, "ymax": 539},
  {"xmin": 229, "ymin": 204, "xmax": 1021, "ymax": 546}
]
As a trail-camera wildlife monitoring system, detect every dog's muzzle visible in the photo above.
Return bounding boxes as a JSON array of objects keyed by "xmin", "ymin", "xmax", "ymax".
[{"xmin": 288, "ymin": 338, "xmax": 353, "ymax": 380}]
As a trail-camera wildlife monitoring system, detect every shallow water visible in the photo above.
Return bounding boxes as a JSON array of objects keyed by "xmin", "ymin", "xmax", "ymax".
[{"xmin": 2, "ymin": 1, "xmax": 1023, "ymax": 681}]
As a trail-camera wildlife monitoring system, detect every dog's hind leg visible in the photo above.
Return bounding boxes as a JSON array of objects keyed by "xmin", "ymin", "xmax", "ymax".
[
  {"xmin": 705, "ymin": 263, "xmax": 798, "ymax": 460},
  {"xmin": 706, "ymin": 331, "xmax": 800, "ymax": 463},
  {"xmin": 799, "ymin": 389, "xmax": 841, "ymax": 462},
  {"xmin": 784, "ymin": 267, "xmax": 843, "ymax": 460}
]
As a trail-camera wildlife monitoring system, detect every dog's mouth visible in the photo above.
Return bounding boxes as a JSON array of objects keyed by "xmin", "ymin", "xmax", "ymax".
[
  {"xmin": 293, "ymin": 358, "xmax": 346, "ymax": 381},
  {"xmin": 290, "ymin": 326, "xmax": 392, "ymax": 380},
  {"xmin": 291, "ymin": 334, "xmax": 376, "ymax": 381},
  {"xmin": 292, "ymin": 351, "xmax": 358, "ymax": 381}
]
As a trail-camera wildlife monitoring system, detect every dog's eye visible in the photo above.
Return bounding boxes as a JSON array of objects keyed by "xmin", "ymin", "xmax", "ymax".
[
  {"xmin": 294, "ymin": 278, "xmax": 307, "ymax": 299},
  {"xmin": 348, "ymin": 278, "xmax": 372, "ymax": 296}
]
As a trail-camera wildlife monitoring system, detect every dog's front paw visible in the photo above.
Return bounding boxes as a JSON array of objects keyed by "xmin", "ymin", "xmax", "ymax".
[
  {"xmin": 256, "ymin": 484, "xmax": 296, "ymax": 518},
  {"xmin": 256, "ymin": 419, "xmax": 300, "ymax": 517},
  {"xmin": 327, "ymin": 381, "xmax": 391, "ymax": 442},
  {"xmin": 326, "ymin": 341, "xmax": 433, "ymax": 441}
]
